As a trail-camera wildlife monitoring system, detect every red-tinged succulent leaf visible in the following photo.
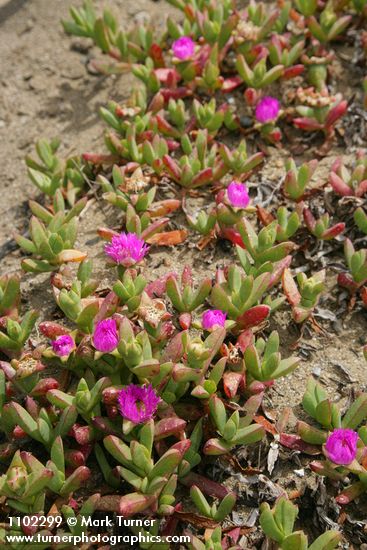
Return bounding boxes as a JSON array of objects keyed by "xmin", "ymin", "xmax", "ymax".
[
  {"xmin": 215, "ymin": 189, "xmax": 226, "ymax": 205},
  {"xmin": 191, "ymin": 167, "xmax": 213, "ymax": 187},
  {"xmin": 58, "ymin": 249, "xmax": 87, "ymax": 263},
  {"xmin": 331, "ymin": 157, "xmax": 342, "ymax": 172},
  {"xmin": 102, "ymin": 387, "xmax": 120, "ymax": 405},
  {"xmin": 172, "ymin": 363, "xmax": 200, "ymax": 383},
  {"xmin": 65, "ymin": 450, "xmax": 86, "ymax": 468},
  {"xmin": 268, "ymin": 128, "xmax": 282, "ymax": 142},
  {"xmin": 146, "ymin": 230, "xmax": 188, "ymax": 246},
  {"xmin": 171, "ymin": 439, "xmax": 191, "ymax": 455},
  {"xmin": 149, "ymin": 199, "xmax": 181, "ymax": 218},
  {"xmin": 282, "ymin": 268, "xmax": 301, "ymax": 306},
  {"xmin": 283, "ymin": 64, "xmax": 304, "ymax": 79},
  {"xmin": 220, "ymin": 227, "xmax": 246, "ymax": 249},
  {"xmin": 303, "ymin": 208, "xmax": 316, "ymax": 231},
  {"xmin": 149, "ymin": 43, "xmax": 165, "ymax": 68},
  {"xmin": 236, "ymin": 329, "xmax": 254, "ymax": 352},
  {"xmin": 13, "ymin": 426, "xmax": 27, "ymax": 439},
  {"xmin": 335, "ymin": 482, "xmax": 366, "ymax": 505},
  {"xmin": 292, "ymin": 306, "xmax": 310, "ymax": 324},
  {"xmin": 119, "ymin": 493, "xmax": 156, "ymax": 517},
  {"xmin": 161, "ymin": 503, "xmax": 182, "ymax": 537},
  {"xmin": 223, "ymin": 371, "xmax": 243, "ymax": 398},
  {"xmin": 293, "ymin": 117, "xmax": 323, "ymax": 131},
  {"xmin": 145, "ymin": 272, "xmax": 177, "ymax": 298},
  {"xmin": 191, "ymin": 385, "xmax": 210, "ymax": 398},
  {"xmin": 82, "ymin": 153, "xmax": 119, "ymax": 165},
  {"xmin": 221, "ymin": 76, "xmax": 243, "ymax": 93},
  {"xmin": 268, "ymin": 255, "xmax": 292, "ymax": 288},
  {"xmin": 244, "ymin": 87, "xmax": 259, "ymax": 106},
  {"xmin": 154, "ymin": 68, "xmax": 180, "ymax": 84},
  {"xmin": 31, "ymin": 378, "xmax": 59, "ymax": 396},
  {"xmin": 141, "ymin": 218, "xmax": 170, "ymax": 240},
  {"xmin": 276, "ymin": 408, "xmax": 292, "ymax": 434},
  {"xmin": 203, "ymin": 438, "xmax": 230, "ymax": 455},
  {"xmin": 0, "ymin": 361, "xmax": 15, "ymax": 380},
  {"xmin": 160, "ymin": 87, "xmax": 192, "ymax": 101},
  {"xmin": 181, "ymin": 265, "xmax": 193, "ymax": 286},
  {"xmin": 356, "ymin": 180, "xmax": 367, "ymax": 198},
  {"xmin": 236, "ymin": 305, "xmax": 271, "ymax": 329},
  {"xmin": 325, "ymin": 100, "xmax": 348, "ymax": 128},
  {"xmin": 279, "ymin": 433, "xmax": 320, "ymax": 455},
  {"xmin": 254, "ymin": 415, "xmax": 277, "ymax": 436},
  {"xmin": 94, "ymin": 291, "xmax": 119, "ymax": 324},
  {"xmin": 329, "ymin": 172, "xmax": 353, "ymax": 196},
  {"xmin": 38, "ymin": 321, "xmax": 69, "ymax": 339},
  {"xmin": 225, "ymin": 527, "xmax": 241, "ymax": 546},
  {"xmin": 166, "ymin": 139, "xmax": 180, "ymax": 152},
  {"xmin": 179, "ymin": 312, "xmax": 192, "ymax": 330},
  {"xmin": 155, "ymin": 114, "xmax": 181, "ymax": 138},
  {"xmin": 71, "ymin": 425, "xmax": 94, "ymax": 445},
  {"xmin": 148, "ymin": 92, "xmax": 165, "ymax": 113},
  {"xmin": 322, "ymin": 222, "xmax": 345, "ymax": 239},
  {"xmin": 162, "ymin": 331, "xmax": 184, "ymax": 362},
  {"xmin": 162, "ymin": 155, "xmax": 181, "ymax": 181},
  {"xmin": 154, "ymin": 417, "xmax": 187, "ymax": 440},
  {"xmin": 247, "ymin": 380, "xmax": 267, "ymax": 394},
  {"xmin": 21, "ymin": 518, "xmax": 40, "ymax": 537},
  {"xmin": 256, "ymin": 206, "xmax": 275, "ymax": 226},
  {"xmin": 309, "ymin": 460, "xmax": 346, "ymax": 480},
  {"xmin": 0, "ymin": 443, "xmax": 16, "ymax": 461},
  {"xmin": 361, "ymin": 287, "xmax": 367, "ymax": 307},
  {"xmin": 337, "ymin": 272, "xmax": 359, "ymax": 293},
  {"xmin": 97, "ymin": 227, "xmax": 119, "ymax": 241},
  {"xmin": 180, "ymin": 472, "xmax": 231, "ymax": 499}
]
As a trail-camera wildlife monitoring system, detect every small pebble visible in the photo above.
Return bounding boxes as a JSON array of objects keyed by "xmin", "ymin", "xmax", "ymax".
[
  {"xmin": 312, "ymin": 366, "xmax": 321, "ymax": 377},
  {"xmin": 240, "ymin": 115, "xmax": 254, "ymax": 129},
  {"xmin": 332, "ymin": 319, "xmax": 343, "ymax": 334}
]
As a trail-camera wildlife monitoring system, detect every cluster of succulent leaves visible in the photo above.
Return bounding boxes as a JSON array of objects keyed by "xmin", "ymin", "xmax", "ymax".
[{"xmin": 1, "ymin": 0, "xmax": 367, "ymax": 547}]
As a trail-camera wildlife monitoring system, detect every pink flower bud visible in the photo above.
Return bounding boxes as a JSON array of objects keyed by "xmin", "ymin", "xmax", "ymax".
[
  {"xmin": 51, "ymin": 334, "xmax": 75, "ymax": 357},
  {"xmin": 227, "ymin": 181, "xmax": 250, "ymax": 208},
  {"xmin": 325, "ymin": 428, "xmax": 358, "ymax": 465},
  {"xmin": 93, "ymin": 319, "xmax": 119, "ymax": 353},
  {"xmin": 172, "ymin": 36, "xmax": 195, "ymax": 60},
  {"xmin": 202, "ymin": 309, "xmax": 227, "ymax": 330},
  {"xmin": 255, "ymin": 96, "xmax": 280, "ymax": 123}
]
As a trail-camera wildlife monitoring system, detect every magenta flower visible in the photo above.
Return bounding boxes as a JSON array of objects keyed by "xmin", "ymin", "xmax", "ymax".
[
  {"xmin": 93, "ymin": 319, "xmax": 119, "ymax": 353},
  {"xmin": 202, "ymin": 310, "xmax": 227, "ymax": 330},
  {"xmin": 172, "ymin": 36, "xmax": 195, "ymax": 60},
  {"xmin": 255, "ymin": 96, "xmax": 280, "ymax": 123},
  {"xmin": 325, "ymin": 428, "xmax": 358, "ymax": 465},
  {"xmin": 227, "ymin": 181, "xmax": 250, "ymax": 208},
  {"xmin": 118, "ymin": 384, "xmax": 160, "ymax": 424},
  {"xmin": 105, "ymin": 232, "xmax": 149, "ymax": 267},
  {"xmin": 52, "ymin": 334, "xmax": 75, "ymax": 357}
]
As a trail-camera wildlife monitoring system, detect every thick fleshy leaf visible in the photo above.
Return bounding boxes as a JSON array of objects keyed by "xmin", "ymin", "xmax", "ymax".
[
  {"xmin": 236, "ymin": 305, "xmax": 270, "ymax": 329},
  {"xmin": 282, "ymin": 268, "xmax": 301, "ymax": 306},
  {"xmin": 146, "ymin": 230, "xmax": 188, "ymax": 246}
]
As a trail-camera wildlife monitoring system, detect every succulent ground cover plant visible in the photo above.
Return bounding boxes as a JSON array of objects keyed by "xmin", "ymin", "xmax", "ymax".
[{"xmin": 1, "ymin": 0, "xmax": 367, "ymax": 547}]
